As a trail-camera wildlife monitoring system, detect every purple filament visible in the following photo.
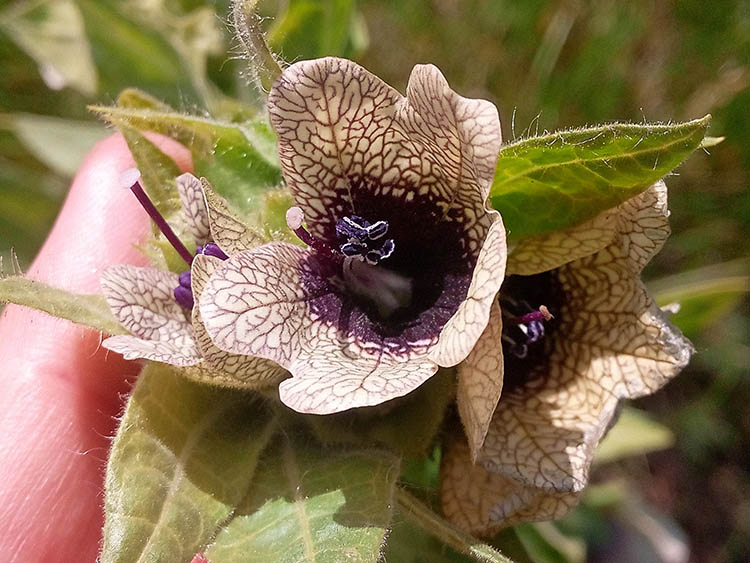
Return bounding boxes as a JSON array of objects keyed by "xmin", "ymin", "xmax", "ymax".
[{"xmin": 127, "ymin": 179, "xmax": 194, "ymax": 266}]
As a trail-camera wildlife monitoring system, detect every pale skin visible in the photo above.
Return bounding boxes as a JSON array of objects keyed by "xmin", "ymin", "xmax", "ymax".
[{"xmin": 0, "ymin": 135, "xmax": 191, "ymax": 562}]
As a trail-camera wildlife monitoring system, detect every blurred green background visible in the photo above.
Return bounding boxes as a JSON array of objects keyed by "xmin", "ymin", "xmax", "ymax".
[{"xmin": 0, "ymin": 0, "xmax": 747, "ymax": 561}]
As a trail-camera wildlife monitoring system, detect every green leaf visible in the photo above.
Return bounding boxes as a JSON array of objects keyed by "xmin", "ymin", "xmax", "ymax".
[
  {"xmin": 205, "ymin": 441, "xmax": 400, "ymax": 563},
  {"xmin": 595, "ymin": 407, "xmax": 674, "ymax": 464},
  {"xmin": 304, "ymin": 368, "xmax": 455, "ymax": 458},
  {"xmin": 116, "ymin": 88, "xmax": 173, "ymax": 112},
  {"xmin": 490, "ymin": 116, "xmax": 710, "ymax": 238},
  {"xmin": 0, "ymin": 275, "xmax": 124, "ymax": 334},
  {"xmin": 92, "ymin": 105, "xmax": 282, "ymax": 216},
  {"xmin": 118, "ymin": 125, "xmax": 182, "ymax": 214},
  {"xmin": 650, "ymin": 259, "xmax": 750, "ymax": 338},
  {"xmin": 0, "ymin": 0, "xmax": 97, "ymax": 95},
  {"xmin": 101, "ymin": 364, "xmax": 278, "ymax": 563},
  {"xmin": 4, "ymin": 113, "xmax": 108, "ymax": 177}
]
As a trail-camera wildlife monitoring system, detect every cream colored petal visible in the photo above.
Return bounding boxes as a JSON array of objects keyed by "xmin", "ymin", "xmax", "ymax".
[
  {"xmin": 202, "ymin": 179, "xmax": 266, "ymax": 256},
  {"xmin": 441, "ymin": 437, "xmax": 578, "ymax": 536},
  {"xmin": 199, "ymin": 243, "xmax": 309, "ymax": 364},
  {"xmin": 430, "ymin": 213, "xmax": 507, "ymax": 367},
  {"xmin": 279, "ymin": 353, "xmax": 438, "ymax": 414},
  {"xmin": 199, "ymin": 242, "xmax": 440, "ymax": 413},
  {"xmin": 101, "ymin": 265, "xmax": 190, "ymax": 341},
  {"xmin": 176, "ymin": 172, "xmax": 210, "ymax": 245},
  {"xmin": 616, "ymin": 180, "xmax": 671, "ymax": 273},
  {"xmin": 506, "ymin": 180, "xmax": 670, "ymax": 276},
  {"xmin": 102, "ymin": 334, "xmax": 200, "ymax": 366},
  {"xmin": 456, "ymin": 300, "xmax": 504, "ymax": 461},
  {"xmin": 403, "ymin": 64, "xmax": 502, "ymax": 199},
  {"xmin": 480, "ymin": 181, "xmax": 691, "ymax": 494},
  {"xmin": 268, "ymin": 57, "xmax": 501, "ymax": 243},
  {"xmin": 190, "ymin": 253, "xmax": 287, "ymax": 389},
  {"xmin": 506, "ymin": 206, "xmax": 618, "ymax": 276}
]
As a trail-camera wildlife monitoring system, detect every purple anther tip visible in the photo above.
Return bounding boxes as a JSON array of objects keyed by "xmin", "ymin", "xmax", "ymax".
[
  {"xmin": 198, "ymin": 243, "xmax": 229, "ymax": 260},
  {"xmin": 178, "ymin": 270, "xmax": 192, "ymax": 288},
  {"xmin": 174, "ymin": 285, "xmax": 194, "ymax": 310}
]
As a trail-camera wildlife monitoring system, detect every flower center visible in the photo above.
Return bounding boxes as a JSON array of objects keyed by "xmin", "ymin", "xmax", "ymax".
[
  {"xmin": 499, "ymin": 271, "xmax": 564, "ymax": 392},
  {"xmin": 287, "ymin": 206, "xmax": 410, "ymax": 317}
]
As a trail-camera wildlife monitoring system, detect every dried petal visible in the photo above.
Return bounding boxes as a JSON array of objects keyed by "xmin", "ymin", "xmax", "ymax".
[{"xmin": 441, "ymin": 437, "xmax": 577, "ymax": 535}]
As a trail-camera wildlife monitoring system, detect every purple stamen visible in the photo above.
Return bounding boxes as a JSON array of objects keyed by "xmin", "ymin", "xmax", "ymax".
[
  {"xmin": 335, "ymin": 214, "xmax": 395, "ymax": 265},
  {"xmin": 197, "ymin": 243, "xmax": 229, "ymax": 260},
  {"xmin": 178, "ymin": 270, "xmax": 192, "ymax": 288},
  {"xmin": 286, "ymin": 207, "xmax": 343, "ymax": 264},
  {"xmin": 506, "ymin": 305, "xmax": 553, "ymax": 326},
  {"xmin": 122, "ymin": 169, "xmax": 194, "ymax": 266},
  {"xmin": 174, "ymin": 285, "xmax": 194, "ymax": 310}
]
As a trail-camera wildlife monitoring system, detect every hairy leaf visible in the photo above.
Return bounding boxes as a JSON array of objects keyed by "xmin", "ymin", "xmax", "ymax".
[
  {"xmin": 101, "ymin": 364, "xmax": 278, "ymax": 563},
  {"xmin": 491, "ymin": 116, "xmax": 710, "ymax": 238},
  {"xmin": 0, "ymin": 276, "xmax": 124, "ymax": 334},
  {"xmin": 92, "ymin": 105, "xmax": 282, "ymax": 215},
  {"xmin": 204, "ymin": 441, "xmax": 399, "ymax": 563}
]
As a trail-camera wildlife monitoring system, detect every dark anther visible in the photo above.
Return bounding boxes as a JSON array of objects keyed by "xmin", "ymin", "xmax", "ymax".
[
  {"xmin": 197, "ymin": 243, "xmax": 229, "ymax": 260},
  {"xmin": 336, "ymin": 215, "xmax": 395, "ymax": 265}
]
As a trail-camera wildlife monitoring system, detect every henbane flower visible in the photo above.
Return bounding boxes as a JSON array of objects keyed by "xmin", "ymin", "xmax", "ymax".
[
  {"xmin": 101, "ymin": 171, "xmax": 285, "ymax": 388},
  {"xmin": 199, "ymin": 57, "xmax": 509, "ymax": 424},
  {"xmin": 440, "ymin": 181, "xmax": 693, "ymax": 534}
]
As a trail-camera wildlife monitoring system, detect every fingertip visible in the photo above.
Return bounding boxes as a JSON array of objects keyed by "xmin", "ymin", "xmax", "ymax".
[{"xmin": 28, "ymin": 133, "xmax": 193, "ymax": 293}]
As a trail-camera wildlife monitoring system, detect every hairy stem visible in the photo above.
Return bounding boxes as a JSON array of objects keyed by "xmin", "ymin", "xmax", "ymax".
[
  {"xmin": 232, "ymin": 0, "xmax": 282, "ymax": 92},
  {"xmin": 395, "ymin": 488, "xmax": 514, "ymax": 563}
]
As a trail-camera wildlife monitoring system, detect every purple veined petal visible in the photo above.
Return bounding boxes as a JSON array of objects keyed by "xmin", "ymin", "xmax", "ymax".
[{"xmin": 366, "ymin": 220, "xmax": 389, "ymax": 240}]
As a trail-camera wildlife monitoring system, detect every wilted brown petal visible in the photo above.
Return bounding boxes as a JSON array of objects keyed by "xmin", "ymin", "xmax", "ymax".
[{"xmin": 441, "ymin": 436, "xmax": 577, "ymax": 535}]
